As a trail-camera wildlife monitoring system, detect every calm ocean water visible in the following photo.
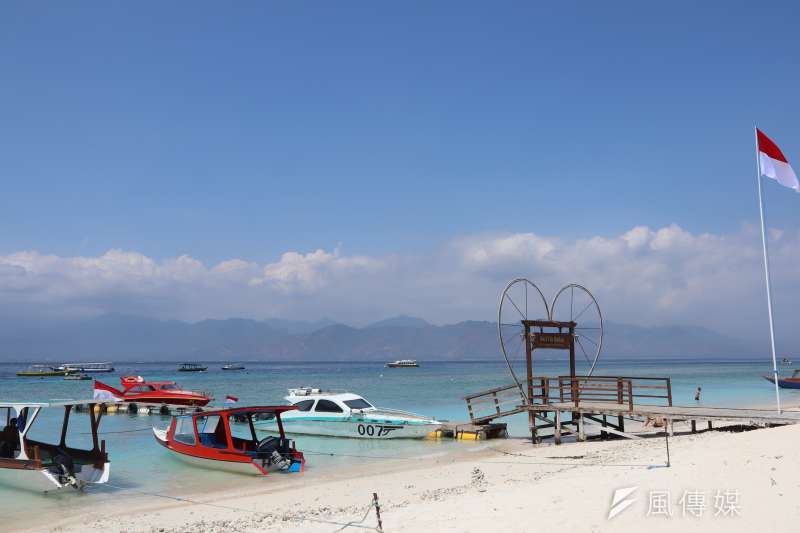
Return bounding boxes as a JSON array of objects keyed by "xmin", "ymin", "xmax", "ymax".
[{"xmin": 0, "ymin": 358, "xmax": 795, "ymax": 526}]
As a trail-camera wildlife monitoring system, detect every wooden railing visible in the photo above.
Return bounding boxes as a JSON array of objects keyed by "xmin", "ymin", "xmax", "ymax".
[{"xmin": 465, "ymin": 375, "xmax": 672, "ymax": 424}]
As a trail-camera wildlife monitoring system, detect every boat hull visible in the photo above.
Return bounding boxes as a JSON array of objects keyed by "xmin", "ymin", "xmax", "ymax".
[
  {"xmin": 764, "ymin": 375, "xmax": 800, "ymax": 389},
  {"xmin": 0, "ymin": 461, "xmax": 110, "ymax": 492},
  {"xmin": 122, "ymin": 395, "xmax": 210, "ymax": 406},
  {"xmin": 257, "ymin": 417, "xmax": 439, "ymax": 439},
  {"xmin": 153, "ymin": 428, "xmax": 286, "ymax": 476}
]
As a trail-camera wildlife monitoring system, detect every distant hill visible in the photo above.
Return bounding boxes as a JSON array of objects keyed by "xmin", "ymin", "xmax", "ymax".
[{"xmin": 0, "ymin": 313, "xmax": 764, "ymax": 362}]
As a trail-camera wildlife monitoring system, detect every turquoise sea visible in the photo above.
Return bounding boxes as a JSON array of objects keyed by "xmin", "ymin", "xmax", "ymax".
[{"xmin": 0, "ymin": 358, "xmax": 795, "ymax": 527}]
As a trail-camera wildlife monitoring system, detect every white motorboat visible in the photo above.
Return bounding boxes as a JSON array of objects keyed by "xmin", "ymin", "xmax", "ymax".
[
  {"xmin": 386, "ymin": 359, "xmax": 419, "ymax": 368},
  {"xmin": 57, "ymin": 362, "xmax": 115, "ymax": 373},
  {"xmin": 253, "ymin": 388, "xmax": 441, "ymax": 439},
  {"xmin": 0, "ymin": 400, "xmax": 110, "ymax": 491}
]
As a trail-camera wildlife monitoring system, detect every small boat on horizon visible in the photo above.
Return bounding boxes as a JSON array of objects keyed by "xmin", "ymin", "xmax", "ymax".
[
  {"xmin": 765, "ymin": 370, "xmax": 800, "ymax": 389},
  {"xmin": 57, "ymin": 362, "xmax": 115, "ymax": 373},
  {"xmin": 0, "ymin": 400, "xmax": 110, "ymax": 491},
  {"xmin": 153, "ymin": 406, "xmax": 305, "ymax": 475},
  {"xmin": 94, "ymin": 375, "xmax": 212, "ymax": 406},
  {"xmin": 254, "ymin": 387, "xmax": 441, "ymax": 439},
  {"xmin": 386, "ymin": 359, "xmax": 419, "ymax": 368},
  {"xmin": 64, "ymin": 373, "xmax": 91, "ymax": 381},
  {"xmin": 221, "ymin": 363, "xmax": 246, "ymax": 371},
  {"xmin": 15, "ymin": 365, "xmax": 68, "ymax": 377},
  {"xmin": 178, "ymin": 363, "xmax": 208, "ymax": 372}
]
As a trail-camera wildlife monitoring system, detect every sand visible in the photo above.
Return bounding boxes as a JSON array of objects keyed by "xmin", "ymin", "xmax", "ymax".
[{"xmin": 21, "ymin": 416, "xmax": 800, "ymax": 533}]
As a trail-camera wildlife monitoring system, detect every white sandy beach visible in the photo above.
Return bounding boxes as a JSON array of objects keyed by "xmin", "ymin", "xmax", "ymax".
[{"xmin": 20, "ymin": 415, "xmax": 800, "ymax": 533}]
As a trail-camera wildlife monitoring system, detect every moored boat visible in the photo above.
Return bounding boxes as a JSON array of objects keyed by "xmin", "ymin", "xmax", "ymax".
[
  {"xmin": 386, "ymin": 359, "xmax": 419, "ymax": 368},
  {"xmin": 16, "ymin": 365, "xmax": 67, "ymax": 377},
  {"xmin": 254, "ymin": 388, "xmax": 441, "ymax": 439},
  {"xmin": 64, "ymin": 373, "xmax": 91, "ymax": 381},
  {"xmin": 0, "ymin": 400, "xmax": 110, "ymax": 491},
  {"xmin": 178, "ymin": 363, "xmax": 208, "ymax": 372},
  {"xmin": 94, "ymin": 375, "xmax": 212, "ymax": 406},
  {"xmin": 765, "ymin": 370, "xmax": 800, "ymax": 389},
  {"xmin": 153, "ymin": 406, "xmax": 304, "ymax": 475},
  {"xmin": 221, "ymin": 363, "xmax": 246, "ymax": 371},
  {"xmin": 57, "ymin": 362, "xmax": 115, "ymax": 373}
]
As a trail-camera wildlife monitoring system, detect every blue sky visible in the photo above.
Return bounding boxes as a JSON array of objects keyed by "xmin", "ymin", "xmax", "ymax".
[{"xmin": 1, "ymin": 2, "xmax": 800, "ymax": 331}]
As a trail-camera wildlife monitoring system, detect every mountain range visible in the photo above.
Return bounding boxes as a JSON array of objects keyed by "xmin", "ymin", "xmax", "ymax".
[{"xmin": 0, "ymin": 313, "xmax": 767, "ymax": 362}]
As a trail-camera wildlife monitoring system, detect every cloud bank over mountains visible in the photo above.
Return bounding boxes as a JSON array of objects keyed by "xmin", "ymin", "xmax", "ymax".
[{"xmin": 0, "ymin": 223, "xmax": 796, "ymax": 339}]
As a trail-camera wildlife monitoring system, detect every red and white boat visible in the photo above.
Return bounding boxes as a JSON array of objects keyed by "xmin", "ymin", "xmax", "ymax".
[
  {"xmin": 93, "ymin": 375, "xmax": 212, "ymax": 406},
  {"xmin": 153, "ymin": 406, "xmax": 305, "ymax": 475}
]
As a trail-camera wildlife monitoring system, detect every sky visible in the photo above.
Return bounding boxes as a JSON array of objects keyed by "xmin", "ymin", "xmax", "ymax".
[{"xmin": 2, "ymin": 2, "xmax": 800, "ymax": 338}]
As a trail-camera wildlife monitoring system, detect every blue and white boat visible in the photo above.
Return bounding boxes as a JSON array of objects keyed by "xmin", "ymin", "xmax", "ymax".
[{"xmin": 254, "ymin": 388, "xmax": 442, "ymax": 439}]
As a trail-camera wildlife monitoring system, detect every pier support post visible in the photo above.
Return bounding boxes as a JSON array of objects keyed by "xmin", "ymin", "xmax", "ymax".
[
  {"xmin": 577, "ymin": 414, "xmax": 585, "ymax": 442},
  {"xmin": 554, "ymin": 410, "xmax": 562, "ymax": 445},
  {"xmin": 601, "ymin": 415, "xmax": 608, "ymax": 440},
  {"xmin": 691, "ymin": 420, "xmax": 696, "ymax": 433}
]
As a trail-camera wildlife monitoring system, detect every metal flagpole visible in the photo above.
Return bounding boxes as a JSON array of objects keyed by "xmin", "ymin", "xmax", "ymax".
[{"xmin": 754, "ymin": 125, "xmax": 782, "ymax": 413}]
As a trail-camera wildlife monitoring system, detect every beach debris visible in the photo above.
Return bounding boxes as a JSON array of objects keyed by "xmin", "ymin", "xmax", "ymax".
[{"xmin": 471, "ymin": 467, "xmax": 487, "ymax": 492}]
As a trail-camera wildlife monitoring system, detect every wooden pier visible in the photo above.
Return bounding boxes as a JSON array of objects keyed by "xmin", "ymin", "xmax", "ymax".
[{"xmin": 466, "ymin": 375, "xmax": 800, "ymax": 444}]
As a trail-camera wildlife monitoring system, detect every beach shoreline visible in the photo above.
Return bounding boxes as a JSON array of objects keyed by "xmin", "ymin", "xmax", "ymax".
[{"xmin": 17, "ymin": 401, "xmax": 800, "ymax": 533}]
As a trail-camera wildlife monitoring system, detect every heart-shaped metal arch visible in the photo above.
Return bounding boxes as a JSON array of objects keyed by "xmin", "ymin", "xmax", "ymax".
[{"xmin": 497, "ymin": 279, "xmax": 604, "ymax": 401}]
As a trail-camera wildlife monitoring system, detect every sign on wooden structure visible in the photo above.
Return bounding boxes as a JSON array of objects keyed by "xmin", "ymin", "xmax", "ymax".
[{"xmin": 532, "ymin": 332, "xmax": 572, "ymax": 350}]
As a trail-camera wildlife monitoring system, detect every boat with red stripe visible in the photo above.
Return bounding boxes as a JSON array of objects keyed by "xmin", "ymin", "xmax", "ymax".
[
  {"xmin": 153, "ymin": 406, "xmax": 305, "ymax": 476},
  {"xmin": 94, "ymin": 375, "xmax": 212, "ymax": 406}
]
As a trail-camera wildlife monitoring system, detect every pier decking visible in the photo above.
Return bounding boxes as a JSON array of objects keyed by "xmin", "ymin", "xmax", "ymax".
[{"xmin": 466, "ymin": 375, "xmax": 800, "ymax": 443}]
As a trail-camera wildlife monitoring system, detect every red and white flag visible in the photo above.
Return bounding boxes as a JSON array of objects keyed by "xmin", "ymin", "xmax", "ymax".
[
  {"xmin": 758, "ymin": 129, "xmax": 799, "ymax": 191},
  {"xmin": 225, "ymin": 395, "xmax": 238, "ymax": 404},
  {"xmin": 93, "ymin": 380, "xmax": 124, "ymax": 402}
]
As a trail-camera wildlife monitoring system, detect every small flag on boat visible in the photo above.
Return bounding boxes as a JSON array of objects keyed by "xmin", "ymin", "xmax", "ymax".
[
  {"xmin": 225, "ymin": 395, "xmax": 238, "ymax": 404},
  {"xmin": 758, "ymin": 129, "xmax": 799, "ymax": 191},
  {"xmin": 93, "ymin": 380, "xmax": 123, "ymax": 402}
]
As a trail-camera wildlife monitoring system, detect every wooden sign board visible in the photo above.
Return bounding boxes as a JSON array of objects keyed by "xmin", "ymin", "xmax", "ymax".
[{"xmin": 532, "ymin": 332, "xmax": 572, "ymax": 350}]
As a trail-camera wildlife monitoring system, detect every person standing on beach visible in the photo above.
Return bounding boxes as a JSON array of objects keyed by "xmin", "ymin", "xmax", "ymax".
[{"xmin": 694, "ymin": 386, "xmax": 702, "ymax": 402}]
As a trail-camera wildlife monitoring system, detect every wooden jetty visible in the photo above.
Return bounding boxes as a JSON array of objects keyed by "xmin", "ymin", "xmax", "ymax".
[
  {"xmin": 466, "ymin": 317, "xmax": 800, "ymax": 444},
  {"xmin": 466, "ymin": 375, "xmax": 800, "ymax": 443}
]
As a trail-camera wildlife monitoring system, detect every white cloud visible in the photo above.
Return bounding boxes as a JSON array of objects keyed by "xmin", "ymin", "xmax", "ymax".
[{"xmin": 0, "ymin": 224, "xmax": 797, "ymax": 336}]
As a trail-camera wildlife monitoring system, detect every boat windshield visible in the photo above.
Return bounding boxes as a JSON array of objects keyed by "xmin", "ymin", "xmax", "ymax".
[
  {"xmin": 344, "ymin": 398, "xmax": 373, "ymax": 410},
  {"xmin": 160, "ymin": 384, "xmax": 179, "ymax": 391}
]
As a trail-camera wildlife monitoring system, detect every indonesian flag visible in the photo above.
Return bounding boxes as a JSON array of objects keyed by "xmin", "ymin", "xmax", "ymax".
[
  {"xmin": 225, "ymin": 395, "xmax": 238, "ymax": 404},
  {"xmin": 758, "ymin": 129, "xmax": 799, "ymax": 191},
  {"xmin": 93, "ymin": 380, "xmax": 124, "ymax": 402}
]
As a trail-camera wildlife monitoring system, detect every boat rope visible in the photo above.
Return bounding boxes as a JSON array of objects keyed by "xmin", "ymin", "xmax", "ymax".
[
  {"xmin": 484, "ymin": 446, "xmax": 664, "ymax": 468},
  {"xmin": 97, "ymin": 482, "xmax": 383, "ymax": 532},
  {"xmin": 301, "ymin": 449, "xmax": 421, "ymax": 460}
]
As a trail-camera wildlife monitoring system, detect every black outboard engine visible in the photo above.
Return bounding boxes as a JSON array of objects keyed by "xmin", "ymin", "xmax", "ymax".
[
  {"xmin": 50, "ymin": 450, "xmax": 79, "ymax": 488},
  {"xmin": 256, "ymin": 437, "xmax": 290, "ymax": 470}
]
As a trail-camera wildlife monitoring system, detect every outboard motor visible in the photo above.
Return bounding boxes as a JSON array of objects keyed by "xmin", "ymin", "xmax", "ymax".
[
  {"xmin": 50, "ymin": 451, "xmax": 79, "ymax": 488},
  {"xmin": 256, "ymin": 437, "xmax": 291, "ymax": 470}
]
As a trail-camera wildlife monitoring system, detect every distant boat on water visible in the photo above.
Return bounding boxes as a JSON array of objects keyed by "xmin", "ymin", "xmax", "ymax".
[
  {"xmin": 386, "ymin": 359, "xmax": 419, "ymax": 368},
  {"xmin": 64, "ymin": 373, "xmax": 91, "ymax": 381},
  {"xmin": 57, "ymin": 362, "xmax": 115, "ymax": 373},
  {"xmin": 221, "ymin": 363, "xmax": 245, "ymax": 371},
  {"xmin": 16, "ymin": 365, "xmax": 67, "ymax": 377},
  {"xmin": 177, "ymin": 363, "xmax": 208, "ymax": 372}
]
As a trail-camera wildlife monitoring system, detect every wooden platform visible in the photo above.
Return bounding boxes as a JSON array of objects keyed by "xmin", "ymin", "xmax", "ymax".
[
  {"xmin": 530, "ymin": 402, "xmax": 800, "ymax": 425},
  {"xmin": 465, "ymin": 374, "xmax": 800, "ymax": 444}
]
